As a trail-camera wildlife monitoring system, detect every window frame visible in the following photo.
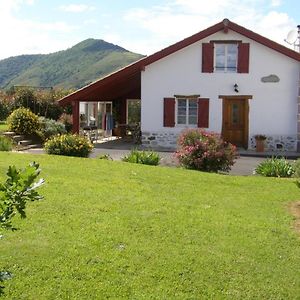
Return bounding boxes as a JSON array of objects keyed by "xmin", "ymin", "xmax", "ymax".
[
  {"xmin": 214, "ymin": 42, "xmax": 238, "ymax": 73},
  {"xmin": 175, "ymin": 97, "xmax": 198, "ymax": 127}
]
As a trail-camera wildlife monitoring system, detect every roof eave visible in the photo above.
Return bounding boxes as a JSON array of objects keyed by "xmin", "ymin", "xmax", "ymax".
[{"xmin": 59, "ymin": 18, "xmax": 300, "ymax": 106}]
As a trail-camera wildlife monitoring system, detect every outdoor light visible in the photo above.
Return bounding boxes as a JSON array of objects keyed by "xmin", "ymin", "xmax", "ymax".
[{"xmin": 234, "ymin": 83, "xmax": 239, "ymax": 93}]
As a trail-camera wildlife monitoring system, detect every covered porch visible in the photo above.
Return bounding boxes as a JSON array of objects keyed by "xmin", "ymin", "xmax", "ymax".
[{"xmin": 58, "ymin": 61, "xmax": 143, "ymax": 142}]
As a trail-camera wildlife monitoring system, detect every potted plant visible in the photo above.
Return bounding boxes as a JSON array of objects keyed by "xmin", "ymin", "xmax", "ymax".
[{"xmin": 254, "ymin": 134, "xmax": 267, "ymax": 152}]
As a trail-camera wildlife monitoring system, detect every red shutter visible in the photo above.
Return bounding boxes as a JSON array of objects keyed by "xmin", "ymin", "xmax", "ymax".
[
  {"xmin": 237, "ymin": 43, "xmax": 250, "ymax": 73},
  {"xmin": 163, "ymin": 98, "xmax": 175, "ymax": 127},
  {"xmin": 197, "ymin": 98, "xmax": 209, "ymax": 128},
  {"xmin": 202, "ymin": 43, "xmax": 214, "ymax": 73}
]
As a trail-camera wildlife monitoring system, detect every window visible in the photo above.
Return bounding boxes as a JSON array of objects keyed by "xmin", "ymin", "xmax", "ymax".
[
  {"xmin": 126, "ymin": 99, "xmax": 141, "ymax": 124},
  {"xmin": 163, "ymin": 97, "xmax": 209, "ymax": 128},
  {"xmin": 214, "ymin": 43, "xmax": 238, "ymax": 72},
  {"xmin": 202, "ymin": 42, "xmax": 249, "ymax": 73},
  {"xmin": 176, "ymin": 98, "xmax": 198, "ymax": 125}
]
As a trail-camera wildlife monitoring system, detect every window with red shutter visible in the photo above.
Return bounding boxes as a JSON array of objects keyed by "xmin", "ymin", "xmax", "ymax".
[
  {"xmin": 163, "ymin": 98, "xmax": 175, "ymax": 127},
  {"xmin": 197, "ymin": 98, "xmax": 209, "ymax": 128},
  {"xmin": 205, "ymin": 41, "xmax": 250, "ymax": 73}
]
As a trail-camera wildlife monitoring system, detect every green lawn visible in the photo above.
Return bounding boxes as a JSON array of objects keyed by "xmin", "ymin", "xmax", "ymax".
[{"xmin": 0, "ymin": 152, "xmax": 300, "ymax": 299}]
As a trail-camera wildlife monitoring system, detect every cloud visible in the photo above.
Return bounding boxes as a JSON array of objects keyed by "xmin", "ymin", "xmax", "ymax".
[
  {"xmin": 59, "ymin": 4, "xmax": 95, "ymax": 13},
  {"xmin": 0, "ymin": 0, "xmax": 77, "ymax": 59},
  {"xmin": 270, "ymin": 0, "xmax": 281, "ymax": 7},
  {"xmin": 25, "ymin": 0, "xmax": 35, "ymax": 5},
  {"xmin": 123, "ymin": 0, "xmax": 297, "ymax": 54},
  {"xmin": 102, "ymin": 33, "xmax": 122, "ymax": 45}
]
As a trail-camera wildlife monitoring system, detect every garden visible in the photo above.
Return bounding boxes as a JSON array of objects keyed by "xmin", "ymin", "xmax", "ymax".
[{"xmin": 1, "ymin": 90, "xmax": 300, "ymax": 299}]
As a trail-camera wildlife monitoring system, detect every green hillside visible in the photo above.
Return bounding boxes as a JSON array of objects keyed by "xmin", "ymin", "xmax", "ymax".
[{"xmin": 0, "ymin": 39, "xmax": 144, "ymax": 89}]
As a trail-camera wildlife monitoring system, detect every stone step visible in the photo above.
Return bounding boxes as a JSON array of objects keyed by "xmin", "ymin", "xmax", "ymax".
[
  {"xmin": 16, "ymin": 144, "xmax": 41, "ymax": 151},
  {"xmin": 2, "ymin": 131, "xmax": 15, "ymax": 137},
  {"xmin": 18, "ymin": 140, "xmax": 32, "ymax": 146},
  {"xmin": 13, "ymin": 135, "xmax": 25, "ymax": 142}
]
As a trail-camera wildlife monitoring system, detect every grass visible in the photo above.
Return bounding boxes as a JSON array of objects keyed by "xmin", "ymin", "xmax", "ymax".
[{"xmin": 0, "ymin": 152, "xmax": 300, "ymax": 299}]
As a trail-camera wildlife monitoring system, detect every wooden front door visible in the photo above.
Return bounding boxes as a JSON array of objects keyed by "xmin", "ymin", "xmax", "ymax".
[{"xmin": 222, "ymin": 98, "xmax": 249, "ymax": 148}]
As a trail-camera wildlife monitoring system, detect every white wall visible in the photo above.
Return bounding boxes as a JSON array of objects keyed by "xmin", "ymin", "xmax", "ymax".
[{"xmin": 141, "ymin": 30, "xmax": 300, "ymax": 141}]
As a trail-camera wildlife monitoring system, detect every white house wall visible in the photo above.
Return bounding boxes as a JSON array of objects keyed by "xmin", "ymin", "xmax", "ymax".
[{"xmin": 141, "ymin": 30, "xmax": 300, "ymax": 150}]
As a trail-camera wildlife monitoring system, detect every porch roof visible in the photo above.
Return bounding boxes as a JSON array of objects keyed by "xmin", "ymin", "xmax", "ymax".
[
  {"xmin": 59, "ymin": 61, "xmax": 142, "ymax": 105},
  {"xmin": 59, "ymin": 18, "xmax": 300, "ymax": 106}
]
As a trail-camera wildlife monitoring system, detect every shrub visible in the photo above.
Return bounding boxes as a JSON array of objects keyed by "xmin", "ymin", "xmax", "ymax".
[
  {"xmin": 36, "ymin": 117, "xmax": 66, "ymax": 142},
  {"xmin": 0, "ymin": 136, "xmax": 12, "ymax": 151},
  {"xmin": 0, "ymin": 101, "xmax": 13, "ymax": 121},
  {"xmin": 44, "ymin": 134, "xmax": 93, "ymax": 157},
  {"xmin": 254, "ymin": 157, "xmax": 295, "ymax": 177},
  {"xmin": 122, "ymin": 149, "xmax": 160, "ymax": 166},
  {"xmin": 58, "ymin": 113, "xmax": 73, "ymax": 132},
  {"xmin": 0, "ymin": 162, "xmax": 44, "ymax": 294},
  {"xmin": 0, "ymin": 162, "xmax": 44, "ymax": 230},
  {"xmin": 175, "ymin": 129, "xmax": 238, "ymax": 172},
  {"xmin": 7, "ymin": 108, "xmax": 39, "ymax": 135}
]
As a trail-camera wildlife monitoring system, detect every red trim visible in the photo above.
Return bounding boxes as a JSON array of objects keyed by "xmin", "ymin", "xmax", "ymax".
[
  {"xmin": 72, "ymin": 101, "xmax": 79, "ymax": 134},
  {"xmin": 59, "ymin": 18, "xmax": 300, "ymax": 106},
  {"xmin": 141, "ymin": 18, "xmax": 300, "ymax": 66}
]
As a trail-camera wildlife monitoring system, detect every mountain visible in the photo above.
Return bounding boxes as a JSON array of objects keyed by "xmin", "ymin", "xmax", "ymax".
[{"xmin": 0, "ymin": 39, "xmax": 144, "ymax": 90}]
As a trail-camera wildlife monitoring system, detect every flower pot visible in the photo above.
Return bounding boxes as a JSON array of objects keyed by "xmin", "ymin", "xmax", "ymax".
[{"xmin": 255, "ymin": 139, "xmax": 265, "ymax": 152}]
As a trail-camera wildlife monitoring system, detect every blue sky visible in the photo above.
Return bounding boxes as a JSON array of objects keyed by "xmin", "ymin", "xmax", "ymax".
[{"xmin": 0, "ymin": 0, "xmax": 299, "ymax": 60}]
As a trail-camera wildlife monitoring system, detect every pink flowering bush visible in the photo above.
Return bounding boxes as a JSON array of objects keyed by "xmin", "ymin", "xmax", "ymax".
[{"xmin": 175, "ymin": 129, "xmax": 238, "ymax": 172}]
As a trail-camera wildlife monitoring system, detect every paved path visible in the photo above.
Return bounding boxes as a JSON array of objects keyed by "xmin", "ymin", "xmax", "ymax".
[{"xmin": 21, "ymin": 147, "xmax": 269, "ymax": 176}]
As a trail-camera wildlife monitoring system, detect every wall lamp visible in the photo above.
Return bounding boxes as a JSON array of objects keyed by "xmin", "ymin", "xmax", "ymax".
[{"xmin": 234, "ymin": 83, "xmax": 239, "ymax": 93}]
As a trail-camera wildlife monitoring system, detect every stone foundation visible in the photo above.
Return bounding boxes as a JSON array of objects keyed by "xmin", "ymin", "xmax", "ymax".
[
  {"xmin": 250, "ymin": 135, "xmax": 297, "ymax": 152},
  {"xmin": 142, "ymin": 131, "xmax": 178, "ymax": 149},
  {"xmin": 142, "ymin": 131, "xmax": 297, "ymax": 152}
]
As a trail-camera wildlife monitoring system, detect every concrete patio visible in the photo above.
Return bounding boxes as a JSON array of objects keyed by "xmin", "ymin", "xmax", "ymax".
[{"xmin": 18, "ymin": 137, "xmax": 299, "ymax": 176}]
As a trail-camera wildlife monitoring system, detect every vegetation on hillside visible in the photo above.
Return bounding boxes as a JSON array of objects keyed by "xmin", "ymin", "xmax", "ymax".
[
  {"xmin": 0, "ymin": 39, "xmax": 144, "ymax": 89},
  {"xmin": 0, "ymin": 87, "xmax": 71, "ymax": 121}
]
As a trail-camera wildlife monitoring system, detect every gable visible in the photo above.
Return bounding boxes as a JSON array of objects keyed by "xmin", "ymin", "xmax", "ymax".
[
  {"xmin": 142, "ymin": 18, "xmax": 300, "ymax": 69},
  {"xmin": 59, "ymin": 18, "xmax": 300, "ymax": 105}
]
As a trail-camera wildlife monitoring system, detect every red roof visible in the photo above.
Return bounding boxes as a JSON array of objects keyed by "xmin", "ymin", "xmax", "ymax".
[{"xmin": 59, "ymin": 18, "xmax": 300, "ymax": 105}]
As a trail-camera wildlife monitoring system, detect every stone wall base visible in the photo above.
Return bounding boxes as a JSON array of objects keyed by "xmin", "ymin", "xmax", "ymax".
[
  {"xmin": 142, "ymin": 131, "xmax": 297, "ymax": 152},
  {"xmin": 249, "ymin": 135, "xmax": 297, "ymax": 152},
  {"xmin": 142, "ymin": 131, "xmax": 178, "ymax": 150}
]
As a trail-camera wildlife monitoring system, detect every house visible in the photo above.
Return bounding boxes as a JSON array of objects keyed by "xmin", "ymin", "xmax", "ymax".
[{"xmin": 59, "ymin": 18, "xmax": 300, "ymax": 151}]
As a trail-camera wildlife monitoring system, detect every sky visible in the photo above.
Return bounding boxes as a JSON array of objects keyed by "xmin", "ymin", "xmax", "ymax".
[{"xmin": 0, "ymin": 0, "xmax": 299, "ymax": 60}]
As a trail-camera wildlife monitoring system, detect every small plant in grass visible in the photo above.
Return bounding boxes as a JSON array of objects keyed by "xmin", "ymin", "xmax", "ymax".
[
  {"xmin": 0, "ymin": 136, "xmax": 12, "ymax": 151},
  {"xmin": 122, "ymin": 149, "xmax": 160, "ymax": 166},
  {"xmin": 293, "ymin": 159, "xmax": 300, "ymax": 178},
  {"xmin": 44, "ymin": 134, "xmax": 93, "ymax": 157},
  {"xmin": 7, "ymin": 107, "xmax": 39, "ymax": 135},
  {"xmin": 97, "ymin": 154, "xmax": 113, "ymax": 160},
  {"xmin": 36, "ymin": 117, "xmax": 66, "ymax": 142},
  {"xmin": 0, "ymin": 162, "xmax": 44, "ymax": 294},
  {"xmin": 254, "ymin": 157, "xmax": 295, "ymax": 177},
  {"xmin": 175, "ymin": 129, "xmax": 238, "ymax": 172}
]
